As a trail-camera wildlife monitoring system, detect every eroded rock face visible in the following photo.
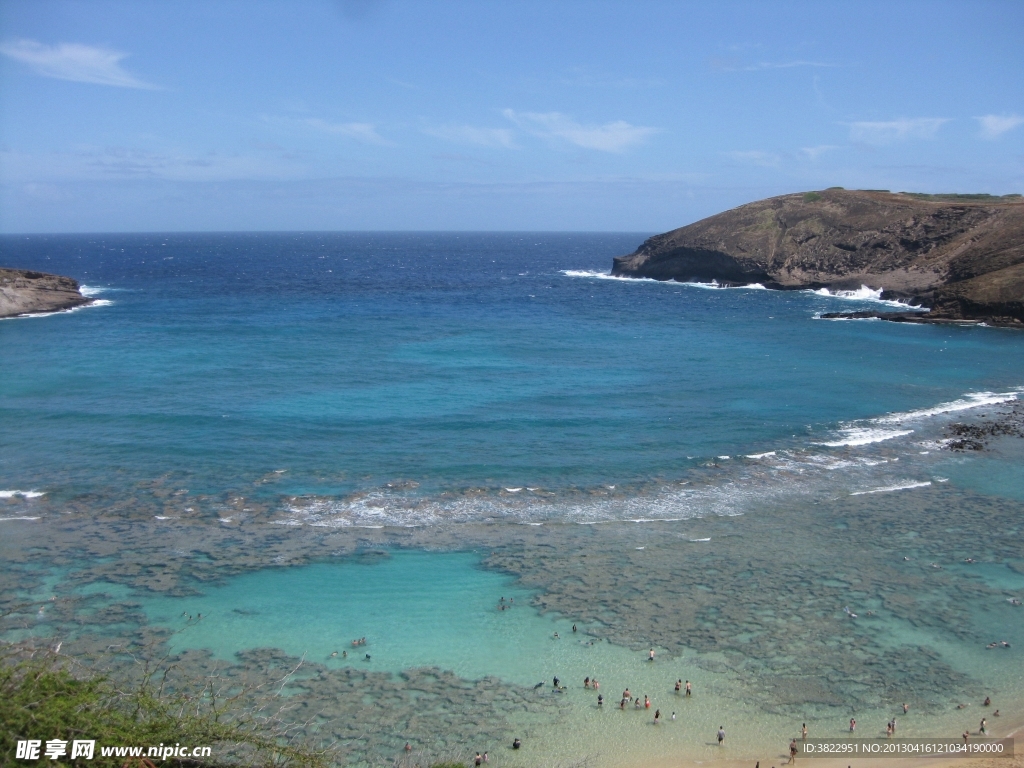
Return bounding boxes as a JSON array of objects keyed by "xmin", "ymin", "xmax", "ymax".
[
  {"xmin": 611, "ymin": 190, "xmax": 1024, "ymax": 325},
  {"xmin": 0, "ymin": 268, "xmax": 92, "ymax": 318}
]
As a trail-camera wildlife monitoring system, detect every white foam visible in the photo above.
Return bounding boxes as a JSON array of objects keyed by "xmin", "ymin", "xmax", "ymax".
[
  {"xmin": 681, "ymin": 280, "xmax": 724, "ymax": 289},
  {"xmin": 850, "ymin": 481, "xmax": 932, "ymax": 496},
  {"xmin": 504, "ymin": 487, "xmax": 523, "ymax": 492},
  {"xmin": 0, "ymin": 489, "xmax": 45, "ymax": 499},
  {"xmin": 79, "ymin": 285, "xmax": 107, "ymax": 297},
  {"xmin": 815, "ymin": 427, "xmax": 914, "ymax": 447},
  {"xmin": 875, "ymin": 390, "xmax": 1019, "ymax": 424},
  {"xmin": 0, "ymin": 516, "xmax": 41, "ymax": 521},
  {"xmin": 807, "ymin": 285, "xmax": 923, "ymax": 309},
  {"xmin": 746, "ymin": 451, "xmax": 777, "ymax": 459},
  {"xmin": 2, "ymin": 300, "xmax": 113, "ymax": 320},
  {"xmin": 689, "ymin": 537, "xmax": 712, "ymax": 542},
  {"xmin": 561, "ymin": 270, "xmax": 661, "ymax": 283}
]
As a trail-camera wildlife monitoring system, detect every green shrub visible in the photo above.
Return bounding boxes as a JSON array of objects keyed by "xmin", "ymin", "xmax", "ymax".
[{"xmin": 0, "ymin": 649, "xmax": 330, "ymax": 767}]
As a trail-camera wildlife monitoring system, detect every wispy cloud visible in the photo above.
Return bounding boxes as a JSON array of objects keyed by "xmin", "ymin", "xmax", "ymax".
[
  {"xmin": 502, "ymin": 110, "xmax": 657, "ymax": 152},
  {"xmin": 0, "ymin": 146, "xmax": 308, "ymax": 183},
  {"xmin": 800, "ymin": 145, "xmax": 838, "ymax": 160},
  {"xmin": 848, "ymin": 118, "xmax": 949, "ymax": 145},
  {"xmin": 302, "ymin": 118, "xmax": 391, "ymax": 145},
  {"xmin": 422, "ymin": 124, "xmax": 517, "ymax": 149},
  {"xmin": 557, "ymin": 68, "xmax": 663, "ymax": 89},
  {"xmin": 0, "ymin": 39, "xmax": 158, "ymax": 89},
  {"xmin": 975, "ymin": 114, "xmax": 1024, "ymax": 140},
  {"xmin": 726, "ymin": 150, "xmax": 781, "ymax": 168},
  {"xmin": 711, "ymin": 58, "xmax": 836, "ymax": 72}
]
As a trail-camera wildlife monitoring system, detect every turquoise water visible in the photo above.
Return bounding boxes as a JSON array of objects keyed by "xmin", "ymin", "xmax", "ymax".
[
  {"xmin": 2, "ymin": 233, "xmax": 1023, "ymax": 765},
  {"xmin": 145, "ymin": 551, "xmax": 592, "ymax": 684},
  {"xmin": 1, "ymin": 233, "xmax": 1022, "ymax": 513}
]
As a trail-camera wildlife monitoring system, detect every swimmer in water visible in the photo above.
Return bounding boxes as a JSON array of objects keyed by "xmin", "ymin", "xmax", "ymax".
[
  {"xmin": 675, "ymin": 679, "xmax": 682, "ymax": 693},
  {"xmin": 654, "ymin": 709, "xmax": 660, "ymax": 725},
  {"xmin": 644, "ymin": 695, "xmax": 651, "ymax": 709},
  {"xmin": 685, "ymin": 680, "xmax": 691, "ymax": 696},
  {"xmin": 597, "ymin": 694, "xmax": 603, "ymax": 706},
  {"xmin": 330, "ymin": 651, "xmax": 338, "ymax": 657},
  {"xmin": 649, "ymin": 648, "xmax": 655, "ymax": 661},
  {"xmin": 512, "ymin": 738, "xmax": 520, "ymax": 750}
]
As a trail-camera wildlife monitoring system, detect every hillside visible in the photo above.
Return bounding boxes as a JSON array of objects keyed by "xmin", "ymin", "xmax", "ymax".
[{"xmin": 611, "ymin": 189, "xmax": 1024, "ymax": 326}]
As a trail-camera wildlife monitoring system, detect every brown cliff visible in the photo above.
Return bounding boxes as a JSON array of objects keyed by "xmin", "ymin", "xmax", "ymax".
[
  {"xmin": 611, "ymin": 189, "xmax": 1024, "ymax": 327},
  {"xmin": 0, "ymin": 268, "xmax": 93, "ymax": 319}
]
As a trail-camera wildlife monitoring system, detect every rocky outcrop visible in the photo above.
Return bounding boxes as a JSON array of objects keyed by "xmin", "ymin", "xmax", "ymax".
[
  {"xmin": 612, "ymin": 190, "xmax": 1024, "ymax": 326},
  {"xmin": 0, "ymin": 268, "xmax": 93, "ymax": 318}
]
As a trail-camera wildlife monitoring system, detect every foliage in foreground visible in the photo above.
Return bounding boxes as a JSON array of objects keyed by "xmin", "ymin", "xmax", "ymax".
[{"xmin": 0, "ymin": 646, "xmax": 332, "ymax": 768}]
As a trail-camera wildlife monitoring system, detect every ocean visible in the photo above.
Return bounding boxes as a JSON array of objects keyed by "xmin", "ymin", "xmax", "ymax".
[{"xmin": 1, "ymin": 232, "xmax": 1023, "ymax": 766}]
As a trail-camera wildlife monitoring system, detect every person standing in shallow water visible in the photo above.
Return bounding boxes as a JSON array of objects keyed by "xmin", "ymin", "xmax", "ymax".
[
  {"xmin": 802, "ymin": 723, "xmax": 807, "ymax": 740},
  {"xmin": 788, "ymin": 739, "xmax": 798, "ymax": 764},
  {"xmin": 685, "ymin": 680, "xmax": 691, "ymax": 696},
  {"xmin": 717, "ymin": 726, "xmax": 725, "ymax": 745}
]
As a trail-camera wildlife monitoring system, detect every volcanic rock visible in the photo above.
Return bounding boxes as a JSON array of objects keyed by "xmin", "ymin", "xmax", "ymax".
[{"xmin": 612, "ymin": 190, "xmax": 1024, "ymax": 326}]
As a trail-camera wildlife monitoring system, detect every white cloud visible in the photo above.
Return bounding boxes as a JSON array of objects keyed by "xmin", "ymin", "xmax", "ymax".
[
  {"xmin": 0, "ymin": 147, "xmax": 307, "ymax": 183},
  {"xmin": 800, "ymin": 145, "xmax": 838, "ymax": 160},
  {"xmin": 422, "ymin": 124, "xmax": 517, "ymax": 149},
  {"xmin": 848, "ymin": 118, "xmax": 949, "ymax": 145},
  {"xmin": 975, "ymin": 114, "xmax": 1024, "ymax": 140},
  {"xmin": 726, "ymin": 150, "xmax": 781, "ymax": 168},
  {"xmin": 711, "ymin": 58, "xmax": 836, "ymax": 72},
  {"xmin": 0, "ymin": 39, "xmax": 158, "ymax": 89},
  {"xmin": 302, "ymin": 118, "xmax": 391, "ymax": 145},
  {"xmin": 745, "ymin": 60, "xmax": 835, "ymax": 71},
  {"xmin": 503, "ymin": 109, "xmax": 657, "ymax": 152}
]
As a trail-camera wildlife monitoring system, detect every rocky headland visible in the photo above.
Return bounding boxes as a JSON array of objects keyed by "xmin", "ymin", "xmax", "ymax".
[
  {"xmin": 0, "ymin": 267, "xmax": 93, "ymax": 318},
  {"xmin": 612, "ymin": 189, "xmax": 1024, "ymax": 327}
]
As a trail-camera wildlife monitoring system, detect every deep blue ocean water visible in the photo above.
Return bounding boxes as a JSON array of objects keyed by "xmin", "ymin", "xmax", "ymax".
[{"xmin": 2, "ymin": 232, "xmax": 1023, "ymax": 515}]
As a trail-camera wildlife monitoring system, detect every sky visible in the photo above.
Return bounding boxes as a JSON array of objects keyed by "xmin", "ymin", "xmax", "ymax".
[{"xmin": 0, "ymin": 0, "xmax": 1022, "ymax": 233}]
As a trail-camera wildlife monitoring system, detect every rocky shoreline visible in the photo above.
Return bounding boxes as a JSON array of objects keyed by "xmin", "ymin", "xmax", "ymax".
[
  {"xmin": 612, "ymin": 189, "xmax": 1024, "ymax": 327},
  {"xmin": 0, "ymin": 267, "xmax": 93, "ymax": 318}
]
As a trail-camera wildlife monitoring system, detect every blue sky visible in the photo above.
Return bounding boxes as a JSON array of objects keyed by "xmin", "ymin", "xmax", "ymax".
[{"xmin": 1, "ymin": 0, "xmax": 1022, "ymax": 232}]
